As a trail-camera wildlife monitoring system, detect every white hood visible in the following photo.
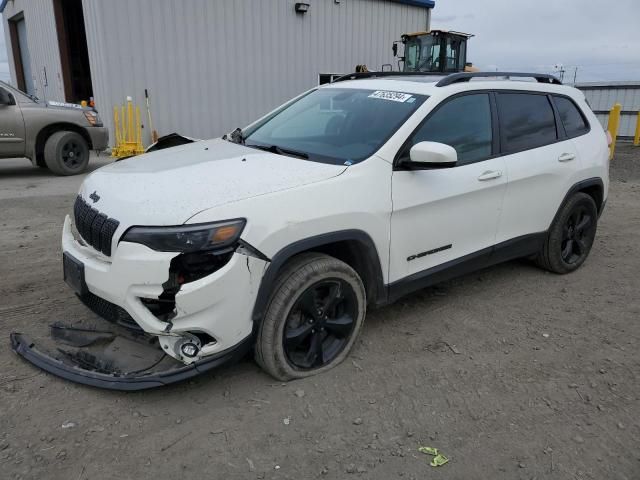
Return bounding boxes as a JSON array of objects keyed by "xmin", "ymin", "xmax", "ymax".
[{"xmin": 79, "ymin": 139, "xmax": 346, "ymax": 226}]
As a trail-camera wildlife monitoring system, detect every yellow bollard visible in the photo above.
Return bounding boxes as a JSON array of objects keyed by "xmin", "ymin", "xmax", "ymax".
[
  {"xmin": 634, "ymin": 111, "xmax": 640, "ymax": 147},
  {"xmin": 607, "ymin": 103, "xmax": 622, "ymax": 160}
]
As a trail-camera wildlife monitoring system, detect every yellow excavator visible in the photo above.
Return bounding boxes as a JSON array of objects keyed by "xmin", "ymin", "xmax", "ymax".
[{"xmin": 354, "ymin": 30, "xmax": 478, "ymax": 75}]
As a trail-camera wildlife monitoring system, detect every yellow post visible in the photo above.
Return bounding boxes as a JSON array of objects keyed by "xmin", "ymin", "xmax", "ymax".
[
  {"xmin": 135, "ymin": 106, "xmax": 144, "ymax": 154},
  {"xmin": 608, "ymin": 103, "xmax": 622, "ymax": 160},
  {"xmin": 121, "ymin": 105, "xmax": 126, "ymax": 146},
  {"xmin": 136, "ymin": 106, "xmax": 141, "ymax": 147},
  {"xmin": 634, "ymin": 111, "xmax": 640, "ymax": 147},
  {"xmin": 113, "ymin": 107, "xmax": 120, "ymax": 157},
  {"xmin": 127, "ymin": 97, "xmax": 134, "ymax": 144},
  {"xmin": 113, "ymin": 107, "xmax": 118, "ymax": 144}
]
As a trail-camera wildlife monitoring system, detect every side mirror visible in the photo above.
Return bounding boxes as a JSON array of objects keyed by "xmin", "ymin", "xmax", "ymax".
[
  {"xmin": 392, "ymin": 43, "xmax": 398, "ymax": 57},
  {"xmin": 0, "ymin": 89, "xmax": 14, "ymax": 106},
  {"xmin": 407, "ymin": 141, "xmax": 457, "ymax": 168}
]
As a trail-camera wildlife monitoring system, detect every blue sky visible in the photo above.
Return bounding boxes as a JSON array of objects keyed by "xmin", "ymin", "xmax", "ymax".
[{"xmin": 1, "ymin": 0, "xmax": 639, "ymax": 85}]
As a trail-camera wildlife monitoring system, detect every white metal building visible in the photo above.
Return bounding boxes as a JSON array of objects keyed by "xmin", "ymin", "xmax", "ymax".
[
  {"xmin": 1, "ymin": 0, "xmax": 433, "ymax": 145},
  {"xmin": 577, "ymin": 82, "xmax": 640, "ymax": 138}
]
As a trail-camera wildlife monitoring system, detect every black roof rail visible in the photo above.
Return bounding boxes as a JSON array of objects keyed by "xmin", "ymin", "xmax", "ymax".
[
  {"xmin": 435, "ymin": 72, "xmax": 563, "ymax": 87},
  {"xmin": 331, "ymin": 71, "xmax": 444, "ymax": 83}
]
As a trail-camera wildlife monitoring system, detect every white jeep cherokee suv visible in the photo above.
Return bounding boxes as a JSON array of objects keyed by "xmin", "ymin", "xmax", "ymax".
[{"xmin": 11, "ymin": 72, "xmax": 609, "ymax": 390}]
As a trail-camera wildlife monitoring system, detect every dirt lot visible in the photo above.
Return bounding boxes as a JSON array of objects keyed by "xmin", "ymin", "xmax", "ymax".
[{"xmin": 1, "ymin": 147, "xmax": 639, "ymax": 480}]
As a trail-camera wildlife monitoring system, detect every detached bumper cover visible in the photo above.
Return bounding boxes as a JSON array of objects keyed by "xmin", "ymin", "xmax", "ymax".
[{"xmin": 10, "ymin": 331, "xmax": 252, "ymax": 391}]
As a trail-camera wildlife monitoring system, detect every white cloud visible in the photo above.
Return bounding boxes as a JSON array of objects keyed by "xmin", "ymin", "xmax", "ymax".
[{"xmin": 432, "ymin": 0, "xmax": 640, "ymax": 82}]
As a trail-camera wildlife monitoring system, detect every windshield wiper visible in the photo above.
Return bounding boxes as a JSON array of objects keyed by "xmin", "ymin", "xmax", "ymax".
[{"xmin": 246, "ymin": 143, "xmax": 309, "ymax": 159}]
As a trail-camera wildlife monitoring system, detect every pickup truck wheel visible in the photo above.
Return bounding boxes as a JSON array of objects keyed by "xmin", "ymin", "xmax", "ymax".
[
  {"xmin": 255, "ymin": 253, "xmax": 366, "ymax": 381},
  {"xmin": 44, "ymin": 131, "xmax": 90, "ymax": 176},
  {"xmin": 536, "ymin": 192, "xmax": 598, "ymax": 274}
]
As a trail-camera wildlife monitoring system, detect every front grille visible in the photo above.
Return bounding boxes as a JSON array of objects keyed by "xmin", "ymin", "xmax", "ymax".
[
  {"xmin": 79, "ymin": 290, "xmax": 143, "ymax": 332},
  {"xmin": 73, "ymin": 196, "xmax": 119, "ymax": 256}
]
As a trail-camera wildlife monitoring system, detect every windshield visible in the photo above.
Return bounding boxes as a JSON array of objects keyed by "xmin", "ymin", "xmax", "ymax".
[
  {"xmin": 243, "ymin": 88, "xmax": 426, "ymax": 165},
  {"xmin": 0, "ymin": 81, "xmax": 38, "ymax": 102}
]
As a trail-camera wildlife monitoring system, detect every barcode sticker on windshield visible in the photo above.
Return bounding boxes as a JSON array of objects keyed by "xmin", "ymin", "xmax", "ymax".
[{"xmin": 369, "ymin": 91, "xmax": 413, "ymax": 103}]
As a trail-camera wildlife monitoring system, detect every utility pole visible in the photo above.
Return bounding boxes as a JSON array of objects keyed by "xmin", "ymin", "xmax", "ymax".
[{"xmin": 572, "ymin": 67, "xmax": 579, "ymax": 85}]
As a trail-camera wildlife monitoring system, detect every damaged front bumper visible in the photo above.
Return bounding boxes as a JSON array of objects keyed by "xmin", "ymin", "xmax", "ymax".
[
  {"xmin": 10, "ymin": 215, "xmax": 268, "ymax": 390},
  {"xmin": 10, "ymin": 330, "xmax": 252, "ymax": 391}
]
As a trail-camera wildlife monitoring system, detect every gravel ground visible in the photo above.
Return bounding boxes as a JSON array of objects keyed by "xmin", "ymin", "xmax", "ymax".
[{"xmin": 1, "ymin": 146, "xmax": 639, "ymax": 480}]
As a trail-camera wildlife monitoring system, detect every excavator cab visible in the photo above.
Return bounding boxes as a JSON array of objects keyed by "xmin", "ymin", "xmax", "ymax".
[{"xmin": 394, "ymin": 30, "xmax": 474, "ymax": 73}]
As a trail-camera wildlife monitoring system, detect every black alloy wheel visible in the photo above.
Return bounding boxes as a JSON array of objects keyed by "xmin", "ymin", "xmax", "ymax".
[
  {"xmin": 561, "ymin": 205, "xmax": 594, "ymax": 265},
  {"xmin": 255, "ymin": 252, "xmax": 366, "ymax": 381},
  {"xmin": 536, "ymin": 192, "xmax": 598, "ymax": 274},
  {"xmin": 283, "ymin": 279, "xmax": 357, "ymax": 370}
]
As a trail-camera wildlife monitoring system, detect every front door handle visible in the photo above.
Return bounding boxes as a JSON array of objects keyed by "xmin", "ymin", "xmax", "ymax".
[
  {"xmin": 558, "ymin": 153, "xmax": 576, "ymax": 162},
  {"xmin": 477, "ymin": 170, "xmax": 502, "ymax": 181}
]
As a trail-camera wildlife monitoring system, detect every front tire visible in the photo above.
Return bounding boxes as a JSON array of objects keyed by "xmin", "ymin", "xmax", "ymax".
[
  {"xmin": 44, "ymin": 131, "xmax": 90, "ymax": 176},
  {"xmin": 536, "ymin": 192, "xmax": 598, "ymax": 274},
  {"xmin": 255, "ymin": 253, "xmax": 366, "ymax": 381}
]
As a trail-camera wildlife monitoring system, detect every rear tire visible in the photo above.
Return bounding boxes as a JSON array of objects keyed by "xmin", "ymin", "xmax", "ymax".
[
  {"xmin": 255, "ymin": 253, "xmax": 366, "ymax": 381},
  {"xmin": 536, "ymin": 192, "xmax": 598, "ymax": 274},
  {"xmin": 44, "ymin": 131, "xmax": 90, "ymax": 176}
]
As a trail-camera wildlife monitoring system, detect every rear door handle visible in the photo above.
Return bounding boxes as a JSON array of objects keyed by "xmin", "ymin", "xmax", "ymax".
[
  {"xmin": 558, "ymin": 153, "xmax": 576, "ymax": 162},
  {"xmin": 477, "ymin": 170, "xmax": 502, "ymax": 181}
]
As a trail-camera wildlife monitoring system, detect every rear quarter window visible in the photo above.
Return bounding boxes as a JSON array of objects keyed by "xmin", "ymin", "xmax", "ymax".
[
  {"xmin": 497, "ymin": 93, "xmax": 558, "ymax": 153},
  {"xmin": 553, "ymin": 96, "xmax": 590, "ymax": 138}
]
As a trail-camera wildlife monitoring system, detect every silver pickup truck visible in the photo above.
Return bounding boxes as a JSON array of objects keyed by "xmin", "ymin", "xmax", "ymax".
[{"xmin": 0, "ymin": 81, "xmax": 109, "ymax": 175}]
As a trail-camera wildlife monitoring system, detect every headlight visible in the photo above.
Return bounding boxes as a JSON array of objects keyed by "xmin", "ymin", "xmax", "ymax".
[
  {"xmin": 121, "ymin": 219, "xmax": 246, "ymax": 253},
  {"xmin": 83, "ymin": 110, "xmax": 103, "ymax": 127}
]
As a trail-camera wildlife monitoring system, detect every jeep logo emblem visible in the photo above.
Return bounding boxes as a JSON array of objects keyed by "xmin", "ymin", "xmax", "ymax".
[{"xmin": 89, "ymin": 191, "xmax": 100, "ymax": 203}]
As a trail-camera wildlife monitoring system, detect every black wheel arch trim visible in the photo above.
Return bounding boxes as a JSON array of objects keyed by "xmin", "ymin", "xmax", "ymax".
[
  {"xmin": 550, "ymin": 177, "xmax": 605, "ymax": 229},
  {"xmin": 251, "ymin": 230, "xmax": 386, "ymax": 324}
]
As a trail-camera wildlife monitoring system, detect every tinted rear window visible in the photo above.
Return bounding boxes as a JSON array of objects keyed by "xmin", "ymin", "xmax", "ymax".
[
  {"xmin": 498, "ymin": 93, "xmax": 558, "ymax": 153},
  {"xmin": 553, "ymin": 96, "xmax": 589, "ymax": 137}
]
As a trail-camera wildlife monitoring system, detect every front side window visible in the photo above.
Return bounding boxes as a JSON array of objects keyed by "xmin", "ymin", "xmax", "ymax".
[
  {"xmin": 400, "ymin": 93, "xmax": 493, "ymax": 165},
  {"xmin": 553, "ymin": 96, "xmax": 589, "ymax": 138},
  {"xmin": 244, "ymin": 88, "xmax": 426, "ymax": 165},
  {"xmin": 497, "ymin": 93, "xmax": 558, "ymax": 153}
]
